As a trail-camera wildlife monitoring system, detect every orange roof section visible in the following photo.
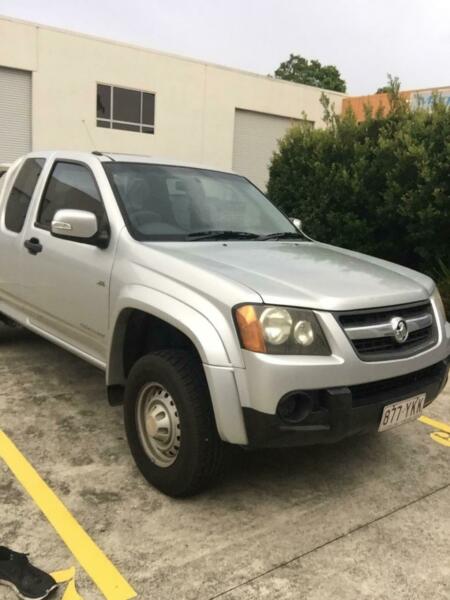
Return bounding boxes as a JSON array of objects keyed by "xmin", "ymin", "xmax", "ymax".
[
  {"xmin": 342, "ymin": 91, "xmax": 411, "ymax": 121},
  {"xmin": 342, "ymin": 85, "xmax": 450, "ymax": 121}
]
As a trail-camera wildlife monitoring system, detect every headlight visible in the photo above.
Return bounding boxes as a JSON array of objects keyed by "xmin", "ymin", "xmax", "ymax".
[
  {"xmin": 293, "ymin": 320, "xmax": 315, "ymax": 346},
  {"xmin": 260, "ymin": 307, "xmax": 292, "ymax": 345},
  {"xmin": 234, "ymin": 304, "xmax": 331, "ymax": 355}
]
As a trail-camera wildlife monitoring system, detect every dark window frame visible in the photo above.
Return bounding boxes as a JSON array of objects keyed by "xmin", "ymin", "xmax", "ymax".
[
  {"xmin": 4, "ymin": 158, "xmax": 46, "ymax": 234},
  {"xmin": 96, "ymin": 83, "xmax": 112, "ymax": 120},
  {"xmin": 35, "ymin": 160, "xmax": 109, "ymax": 234},
  {"xmin": 96, "ymin": 83, "xmax": 155, "ymax": 135}
]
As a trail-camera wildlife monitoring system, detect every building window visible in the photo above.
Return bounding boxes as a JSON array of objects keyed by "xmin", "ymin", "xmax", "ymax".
[{"xmin": 97, "ymin": 84, "xmax": 155, "ymax": 134}]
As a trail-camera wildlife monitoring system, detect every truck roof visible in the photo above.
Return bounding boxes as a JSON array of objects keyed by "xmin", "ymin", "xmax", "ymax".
[{"xmin": 23, "ymin": 151, "xmax": 236, "ymax": 175}]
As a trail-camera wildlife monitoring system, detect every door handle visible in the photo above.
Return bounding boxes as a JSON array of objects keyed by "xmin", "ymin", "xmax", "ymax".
[{"xmin": 24, "ymin": 237, "xmax": 43, "ymax": 255}]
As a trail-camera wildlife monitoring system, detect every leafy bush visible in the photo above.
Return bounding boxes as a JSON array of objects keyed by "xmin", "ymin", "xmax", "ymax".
[{"xmin": 268, "ymin": 88, "xmax": 450, "ymax": 312}]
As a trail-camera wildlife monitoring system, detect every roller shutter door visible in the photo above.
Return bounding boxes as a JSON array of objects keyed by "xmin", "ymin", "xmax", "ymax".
[
  {"xmin": 232, "ymin": 109, "xmax": 301, "ymax": 191},
  {"xmin": 0, "ymin": 67, "xmax": 32, "ymax": 163}
]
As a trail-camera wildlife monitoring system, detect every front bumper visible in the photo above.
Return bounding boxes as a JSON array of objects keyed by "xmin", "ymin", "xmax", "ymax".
[
  {"xmin": 235, "ymin": 308, "xmax": 450, "ymax": 416},
  {"xmin": 242, "ymin": 357, "xmax": 449, "ymax": 447}
]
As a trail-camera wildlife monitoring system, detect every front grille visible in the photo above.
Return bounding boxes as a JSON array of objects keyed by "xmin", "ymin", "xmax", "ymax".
[
  {"xmin": 339, "ymin": 303, "xmax": 429, "ymax": 327},
  {"xmin": 354, "ymin": 326, "xmax": 432, "ymax": 354},
  {"xmin": 350, "ymin": 361, "xmax": 447, "ymax": 407},
  {"xmin": 336, "ymin": 300, "xmax": 438, "ymax": 361}
]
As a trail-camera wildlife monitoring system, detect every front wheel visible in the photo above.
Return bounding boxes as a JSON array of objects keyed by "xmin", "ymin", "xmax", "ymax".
[
  {"xmin": 0, "ymin": 314, "xmax": 19, "ymax": 341},
  {"xmin": 124, "ymin": 350, "xmax": 224, "ymax": 497}
]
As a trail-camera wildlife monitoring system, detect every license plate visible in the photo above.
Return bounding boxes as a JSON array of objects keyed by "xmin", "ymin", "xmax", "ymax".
[{"xmin": 378, "ymin": 394, "xmax": 426, "ymax": 432}]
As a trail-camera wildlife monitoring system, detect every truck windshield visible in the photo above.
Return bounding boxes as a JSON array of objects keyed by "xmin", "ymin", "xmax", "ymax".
[{"xmin": 103, "ymin": 162, "xmax": 300, "ymax": 241}]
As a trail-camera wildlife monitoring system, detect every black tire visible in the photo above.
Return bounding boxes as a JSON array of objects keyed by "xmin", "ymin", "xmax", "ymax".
[
  {"xmin": 0, "ymin": 316, "xmax": 18, "ymax": 340},
  {"xmin": 124, "ymin": 350, "xmax": 224, "ymax": 497},
  {"xmin": 0, "ymin": 314, "xmax": 17, "ymax": 329}
]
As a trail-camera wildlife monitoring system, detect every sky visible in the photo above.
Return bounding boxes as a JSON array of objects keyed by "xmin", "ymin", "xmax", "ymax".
[{"xmin": 0, "ymin": 0, "xmax": 449, "ymax": 95}]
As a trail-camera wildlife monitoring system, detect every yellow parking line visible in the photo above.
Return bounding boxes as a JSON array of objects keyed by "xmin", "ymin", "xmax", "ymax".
[
  {"xmin": 430, "ymin": 431, "xmax": 450, "ymax": 447},
  {"xmin": 0, "ymin": 431, "xmax": 136, "ymax": 600},
  {"xmin": 61, "ymin": 579, "xmax": 84, "ymax": 600},
  {"xmin": 51, "ymin": 567, "xmax": 77, "ymax": 584},
  {"xmin": 418, "ymin": 415, "xmax": 450, "ymax": 435},
  {"xmin": 51, "ymin": 567, "xmax": 84, "ymax": 599}
]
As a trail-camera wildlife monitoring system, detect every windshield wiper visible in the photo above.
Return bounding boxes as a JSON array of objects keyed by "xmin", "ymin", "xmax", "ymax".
[
  {"xmin": 258, "ymin": 231, "xmax": 305, "ymax": 241},
  {"xmin": 186, "ymin": 230, "xmax": 261, "ymax": 241}
]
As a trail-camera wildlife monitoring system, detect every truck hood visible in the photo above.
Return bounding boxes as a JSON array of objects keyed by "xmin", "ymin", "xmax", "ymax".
[{"xmin": 149, "ymin": 241, "xmax": 434, "ymax": 311}]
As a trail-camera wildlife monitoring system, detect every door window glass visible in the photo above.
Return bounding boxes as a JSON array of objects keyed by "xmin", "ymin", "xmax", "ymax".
[
  {"xmin": 37, "ymin": 162, "xmax": 104, "ymax": 228},
  {"xmin": 4, "ymin": 158, "xmax": 45, "ymax": 233}
]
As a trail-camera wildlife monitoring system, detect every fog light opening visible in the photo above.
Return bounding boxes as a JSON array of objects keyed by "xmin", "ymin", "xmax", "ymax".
[{"xmin": 277, "ymin": 392, "xmax": 313, "ymax": 424}]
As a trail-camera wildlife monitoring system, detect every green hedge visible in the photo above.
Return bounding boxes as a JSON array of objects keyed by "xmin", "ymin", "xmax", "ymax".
[{"xmin": 268, "ymin": 94, "xmax": 450, "ymax": 313}]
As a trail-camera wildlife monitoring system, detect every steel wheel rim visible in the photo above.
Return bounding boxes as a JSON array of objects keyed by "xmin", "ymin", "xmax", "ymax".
[{"xmin": 136, "ymin": 382, "xmax": 181, "ymax": 468}]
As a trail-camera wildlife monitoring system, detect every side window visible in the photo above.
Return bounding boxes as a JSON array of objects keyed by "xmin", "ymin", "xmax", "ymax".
[
  {"xmin": 4, "ymin": 158, "xmax": 45, "ymax": 233},
  {"xmin": 37, "ymin": 162, "xmax": 104, "ymax": 229}
]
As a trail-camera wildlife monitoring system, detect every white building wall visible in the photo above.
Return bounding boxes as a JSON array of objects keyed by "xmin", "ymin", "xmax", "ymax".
[{"xmin": 0, "ymin": 16, "xmax": 344, "ymax": 172}]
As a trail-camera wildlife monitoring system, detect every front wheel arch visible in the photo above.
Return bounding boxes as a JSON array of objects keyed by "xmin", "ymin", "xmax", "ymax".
[
  {"xmin": 107, "ymin": 290, "xmax": 234, "ymax": 388},
  {"xmin": 106, "ymin": 300, "xmax": 248, "ymax": 445}
]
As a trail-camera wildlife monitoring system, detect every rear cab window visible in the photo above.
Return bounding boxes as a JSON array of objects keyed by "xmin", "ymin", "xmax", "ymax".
[{"xmin": 4, "ymin": 158, "xmax": 45, "ymax": 233}]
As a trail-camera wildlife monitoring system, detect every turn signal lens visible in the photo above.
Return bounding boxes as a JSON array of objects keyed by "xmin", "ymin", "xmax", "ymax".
[{"xmin": 235, "ymin": 305, "xmax": 266, "ymax": 353}]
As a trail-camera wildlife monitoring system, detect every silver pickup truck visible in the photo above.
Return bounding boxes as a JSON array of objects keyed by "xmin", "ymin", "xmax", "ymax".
[{"xmin": 0, "ymin": 151, "xmax": 449, "ymax": 496}]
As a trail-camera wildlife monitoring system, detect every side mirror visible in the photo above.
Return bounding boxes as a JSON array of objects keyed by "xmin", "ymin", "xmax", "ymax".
[
  {"xmin": 290, "ymin": 217, "xmax": 302, "ymax": 230},
  {"xmin": 51, "ymin": 209, "xmax": 109, "ymax": 248}
]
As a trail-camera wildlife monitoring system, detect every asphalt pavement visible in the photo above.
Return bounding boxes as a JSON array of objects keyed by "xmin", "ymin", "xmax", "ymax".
[{"xmin": 1, "ymin": 325, "xmax": 449, "ymax": 599}]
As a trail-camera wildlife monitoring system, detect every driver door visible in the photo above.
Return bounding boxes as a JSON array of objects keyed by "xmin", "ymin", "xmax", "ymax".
[{"xmin": 21, "ymin": 159, "xmax": 116, "ymax": 364}]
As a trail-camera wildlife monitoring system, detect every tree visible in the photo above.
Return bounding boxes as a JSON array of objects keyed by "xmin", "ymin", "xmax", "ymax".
[
  {"xmin": 376, "ymin": 74, "xmax": 401, "ymax": 95},
  {"xmin": 274, "ymin": 54, "xmax": 346, "ymax": 93},
  {"xmin": 268, "ymin": 81, "xmax": 450, "ymax": 312}
]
